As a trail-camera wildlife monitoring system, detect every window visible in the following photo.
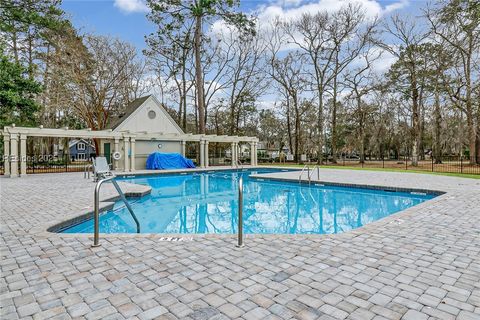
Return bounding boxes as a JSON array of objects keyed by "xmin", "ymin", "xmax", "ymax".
[
  {"xmin": 78, "ymin": 142, "xmax": 86, "ymax": 150},
  {"xmin": 148, "ymin": 110, "xmax": 156, "ymax": 119},
  {"xmin": 77, "ymin": 153, "xmax": 86, "ymax": 160}
]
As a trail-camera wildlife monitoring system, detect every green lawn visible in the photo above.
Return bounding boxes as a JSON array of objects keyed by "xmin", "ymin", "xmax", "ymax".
[{"xmin": 260, "ymin": 163, "xmax": 480, "ymax": 179}]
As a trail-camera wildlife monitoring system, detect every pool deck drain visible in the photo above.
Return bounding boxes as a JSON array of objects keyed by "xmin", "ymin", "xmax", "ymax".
[{"xmin": 1, "ymin": 168, "xmax": 480, "ymax": 319}]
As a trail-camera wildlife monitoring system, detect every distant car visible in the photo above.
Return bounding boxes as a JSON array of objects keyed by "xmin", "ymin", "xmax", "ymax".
[{"xmin": 345, "ymin": 155, "xmax": 360, "ymax": 160}]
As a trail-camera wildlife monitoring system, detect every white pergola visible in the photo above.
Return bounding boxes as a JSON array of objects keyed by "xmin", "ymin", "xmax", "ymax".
[{"xmin": 1, "ymin": 125, "xmax": 259, "ymax": 177}]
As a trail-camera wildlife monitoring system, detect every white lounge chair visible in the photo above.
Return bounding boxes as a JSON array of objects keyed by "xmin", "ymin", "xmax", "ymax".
[{"xmin": 92, "ymin": 156, "xmax": 113, "ymax": 181}]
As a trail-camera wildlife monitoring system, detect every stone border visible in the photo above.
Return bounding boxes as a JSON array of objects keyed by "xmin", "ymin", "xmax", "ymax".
[
  {"xmin": 113, "ymin": 166, "xmax": 299, "ymax": 179},
  {"xmin": 249, "ymin": 175, "xmax": 445, "ymax": 196},
  {"xmin": 46, "ymin": 187, "xmax": 151, "ymax": 233}
]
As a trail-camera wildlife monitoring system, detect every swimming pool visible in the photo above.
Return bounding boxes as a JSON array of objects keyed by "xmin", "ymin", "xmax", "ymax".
[{"xmin": 62, "ymin": 168, "xmax": 436, "ymax": 235}]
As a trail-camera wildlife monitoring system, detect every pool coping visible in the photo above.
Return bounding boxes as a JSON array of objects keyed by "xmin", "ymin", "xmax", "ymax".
[
  {"xmin": 45, "ymin": 187, "xmax": 152, "ymax": 234},
  {"xmin": 43, "ymin": 167, "xmax": 449, "ymax": 241},
  {"xmin": 249, "ymin": 174, "xmax": 445, "ymax": 196}
]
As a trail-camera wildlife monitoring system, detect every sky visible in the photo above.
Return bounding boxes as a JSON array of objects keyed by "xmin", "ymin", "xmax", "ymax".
[
  {"xmin": 61, "ymin": 0, "xmax": 428, "ymax": 53},
  {"xmin": 60, "ymin": 0, "xmax": 429, "ymax": 110}
]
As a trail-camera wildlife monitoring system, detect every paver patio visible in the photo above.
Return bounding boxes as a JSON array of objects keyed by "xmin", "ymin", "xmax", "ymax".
[{"xmin": 1, "ymin": 169, "xmax": 479, "ymax": 320}]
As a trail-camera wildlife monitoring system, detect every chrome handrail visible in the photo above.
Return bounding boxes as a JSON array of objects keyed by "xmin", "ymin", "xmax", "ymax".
[
  {"xmin": 308, "ymin": 165, "xmax": 320, "ymax": 183},
  {"xmin": 235, "ymin": 159, "xmax": 244, "ymax": 170},
  {"xmin": 84, "ymin": 164, "xmax": 92, "ymax": 179},
  {"xmin": 298, "ymin": 164, "xmax": 310, "ymax": 183},
  {"xmin": 236, "ymin": 176, "xmax": 244, "ymax": 247},
  {"xmin": 92, "ymin": 175, "xmax": 140, "ymax": 247}
]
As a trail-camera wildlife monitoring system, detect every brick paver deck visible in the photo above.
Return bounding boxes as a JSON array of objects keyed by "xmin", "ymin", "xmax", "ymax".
[{"xmin": 1, "ymin": 169, "xmax": 479, "ymax": 320}]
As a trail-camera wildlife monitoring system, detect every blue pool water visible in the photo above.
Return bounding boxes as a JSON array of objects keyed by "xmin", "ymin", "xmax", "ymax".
[{"xmin": 62, "ymin": 169, "xmax": 435, "ymax": 235}]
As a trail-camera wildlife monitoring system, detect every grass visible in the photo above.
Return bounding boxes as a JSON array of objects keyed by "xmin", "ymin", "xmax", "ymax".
[{"xmin": 259, "ymin": 163, "xmax": 480, "ymax": 179}]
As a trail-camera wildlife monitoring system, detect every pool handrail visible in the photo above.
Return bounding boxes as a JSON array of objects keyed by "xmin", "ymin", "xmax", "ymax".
[
  {"xmin": 92, "ymin": 174, "xmax": 140, "ymax": 247},
  {"xmin": 84, "ymin": 163, "xmax": 93, "ymax": 179},
  {"xmin": 235, "ymin": 159, "xmax": 244, "ymax": 171},
  {"xmin": 236, "ymin": 176, "xmax": 244, "ymax": 248},
  {"xmin": 307, "ymin": 165, "xmax": 320, "ymax": 183},
  {"xmin": 298, "ymin": 164, "xmax": 310, "ymax": 183}
]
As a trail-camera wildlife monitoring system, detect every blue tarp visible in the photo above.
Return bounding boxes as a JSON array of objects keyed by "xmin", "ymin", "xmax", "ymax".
[{"xmin": 146, "ymin": 152, "xmax": 196, "ymax": 170}]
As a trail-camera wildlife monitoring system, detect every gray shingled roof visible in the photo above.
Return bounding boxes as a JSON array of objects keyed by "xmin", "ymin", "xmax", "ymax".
[{"xmin": 106, "ymin": 95, "xmax": 151, "ymax": 130}]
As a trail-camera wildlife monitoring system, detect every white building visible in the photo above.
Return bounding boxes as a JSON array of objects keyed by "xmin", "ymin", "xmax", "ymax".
[
  {"xmin": 2, "ymin": 95, "xmax": 259, "ymax": 177},
  {"xmin": 99, "ymin": 95, "xmax": 185, "ymax": 170}
]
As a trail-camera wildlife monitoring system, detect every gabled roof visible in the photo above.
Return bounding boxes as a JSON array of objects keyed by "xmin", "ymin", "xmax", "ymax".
[
  {"xmin": 106, "ymin": 95, "xmax": 151, "ymax": 130},
  {"xmin": 68, "ymin": 138, "xmax": 94, "ymax": 149}
]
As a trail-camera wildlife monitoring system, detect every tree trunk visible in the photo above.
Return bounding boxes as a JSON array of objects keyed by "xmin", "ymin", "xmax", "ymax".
[
  {"xmin": 357, "ymin": 96, "xmax": 365, "ymax": 164},
  {"xmin": 293, "ymin": 93, "xmax": 300, "ymax": 162},
  {"xmin": 331, "ymin": 89, "xmax": 338, "ymax": 164},
  {"xmin": 317, "ymin": 90, "xmax": 324, "ymax": 164},
  {"xmin": 286, "ymin": 99, "xmax": 293, "ymax": 158},
  {"xmin": 181, "ymin": 73, "xmax": 187, "ymax": 131},
  {"xmin": 434, "ymin": 88, "xmax": 442, "ymax": 164},
  {"xmin": 476, "ymin": 105, "xmax": 480, "ymax": 164},
  {"xmin": 411, "ymin": 68, "xmax": 420, "ymax": 167},
  {"xmin": 466, "ymin": 105, "xmax": 476, "ymax": 163},
  {"xmin": 194, "ymin": 14, "xmax": 206, "ymax": 134},
  {"xmin": 331, "ymin": 54, "xmax": 339, "ymax": 164}
]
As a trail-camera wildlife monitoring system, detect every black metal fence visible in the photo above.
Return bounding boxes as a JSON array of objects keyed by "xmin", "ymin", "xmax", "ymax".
[
  {"xmin": 268, "ymin": 154, "xmax": 480, "ymax": 175},
  {"xmin": 26, "ymin": 154, "xmax": 92, "ymax": 174},
  {"xmin": 3, "ymin": 151, "xmax": 477, "ymax": 175}
]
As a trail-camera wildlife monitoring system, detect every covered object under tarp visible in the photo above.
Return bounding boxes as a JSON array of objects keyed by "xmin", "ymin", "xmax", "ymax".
[{"xmin": 146, "ymin": 152, "xmax": 196, "ymax": 170}]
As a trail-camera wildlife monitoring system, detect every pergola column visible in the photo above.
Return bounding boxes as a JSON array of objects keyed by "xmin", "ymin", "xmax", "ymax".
[
  {"xmin": 181, "ymin": 140, "xmax": 186, "ymax": 156},
  {"xmin": 231, "ymin": 142, "xmax": 236, "ymax": 167},
  {"xmin": 10, "ymin": 133, "xmax": 19, "ymax": 177},
  {"xmin": 236, "ymin": 143, "xmax": 239, "ymax": 163},
  {"xmin": 20, "ymin": 134, "xmax": 27, "ymax": 176},
  {"xmin": 254, "ymin": 142, "xmax": 258, "ymax": 166},
  {"xmin": 205, "ymin": 140, "xmax": 209, "ymax": 168},
  {"xmin": 3, "ymin": 134, "xmax": 10, "ymax": 176},
  {"xmin": 130, "ymin": 137, "xmax": 136, "ymax": 172},
  {"xmin": 113, "ymin": 138, "xmax": 120, "ymax": 170},
  {"xmin": 200, "ymin": 140, "xmax": 205, "ymax": 168},
  {"xmin": 123, "ymin": 137, "xmax": 130, "ymax": 172},
  {"xmin": 250, "ymin": 142, "xmax": 255, "ymax": 166}
]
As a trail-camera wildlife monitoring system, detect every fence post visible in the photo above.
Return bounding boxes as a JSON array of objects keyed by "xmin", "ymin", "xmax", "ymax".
[
  {"xmin": 405, "ymin": 154, "xmax": 407, "ymax": 170},
  {"xmin": 460, "ymin": 156, "xmax": 463, "ymax": 174},
  {"xmin": 431, "ymin": 155, "xmax": 434, "ymax": 172}
]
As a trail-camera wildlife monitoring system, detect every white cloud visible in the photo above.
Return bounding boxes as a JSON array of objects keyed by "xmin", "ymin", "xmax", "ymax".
[
  {"xmin": 274, "ymin": 0, "xmax": 306, "ymax": 7},
  {"xmin": 370, "ymin": 47, "xmax": 397, "ymax": 73},
  {"xmin": 384, "ymin": 0, "xmax": 410, "ymax": 13},
  {"xmin": 256, "ymin": 0, "xmax": 383, "ymax": 22},
  {"xmin": 256, "ymin": 0, "xmax": 409, "ymax": 23},
  {"xmin": 114, "ymin": 0, "xmax": 148, "ymax": 14}
]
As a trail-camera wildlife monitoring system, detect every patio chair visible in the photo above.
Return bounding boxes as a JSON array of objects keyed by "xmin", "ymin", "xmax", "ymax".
[{"xmin": 92, "ymin": 156, "xmax": 114, "ymax": 181}]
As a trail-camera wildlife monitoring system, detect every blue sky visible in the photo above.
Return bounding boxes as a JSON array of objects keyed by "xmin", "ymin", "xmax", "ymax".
[{"xmin": 61, "ymin": 0, "xmax": 427, "ymax": 52}]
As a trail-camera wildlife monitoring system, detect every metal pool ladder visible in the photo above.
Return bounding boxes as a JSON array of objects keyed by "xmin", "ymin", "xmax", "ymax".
[
  {"xmin": 92, "ymin": 175, "xmax": 140, "ymax": 247},
  {"xmin": 235, "ymin": 159, "xmax": 244, "ymax": 171},
  {"xmin": 298, "ymin": 165, "xmax": 310, "ymax": 183},
  {"xmin": 84, "ymin": 163, "xmax": 92, "ymax": 179},
  {"xmin": 308, "ymin": 165, "xmax": 320, "ymax": 182},
  {"xmin": 236, "ymin": 176, "xmax": 244, "ymax": 247},
  {"xmin": 298, "ymin": 165, "xmax": 320, "ymax": 184}
]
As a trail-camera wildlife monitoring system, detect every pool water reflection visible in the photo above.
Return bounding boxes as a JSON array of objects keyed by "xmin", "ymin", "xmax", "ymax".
[{"xmin": 62, "ymin": 169, "xmax": 435, "ymax": 234}]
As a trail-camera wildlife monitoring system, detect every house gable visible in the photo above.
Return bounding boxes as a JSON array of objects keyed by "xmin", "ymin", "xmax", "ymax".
[{"xmin": 111, "ymin": 95, "xmax": 184, "ymax": 135}]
